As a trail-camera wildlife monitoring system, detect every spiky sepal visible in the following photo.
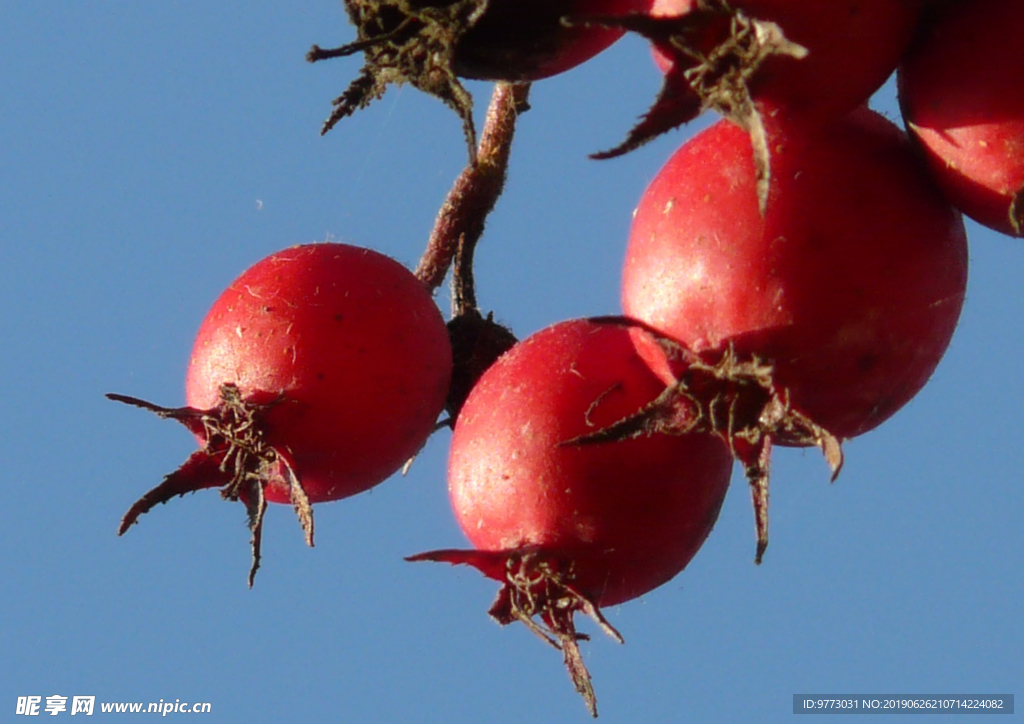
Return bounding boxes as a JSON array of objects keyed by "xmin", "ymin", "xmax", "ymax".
[
  {"xmin": 407, "ymin": 547, "xmax": 622, "ymax": 717},
  {"xmin": 578, "ymin": 0, "xmax": 806, "ymax": 212},
  {"xmin": 107, "ymin": 383, "xmax": 314, "ymax": 587},
  {"xmin": 564, "ymin": 317, "xmax": 842, "ymax": 565},
  {"xmin": 307, "ymin": 0, "xmax": 490, "ymax": 162}
]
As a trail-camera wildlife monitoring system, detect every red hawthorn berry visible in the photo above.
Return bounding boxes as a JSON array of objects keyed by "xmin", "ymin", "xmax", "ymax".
[
  {"xmin": 109, "ymin": 243, "xmax": 452, "ymax": 585},
  {"xmin": 410, "ymin": 317, "xmax": 732, "ymax": 716},
  {"xmin": 619, "ymin": 107, "xmax": 967, "ymax": 561}
]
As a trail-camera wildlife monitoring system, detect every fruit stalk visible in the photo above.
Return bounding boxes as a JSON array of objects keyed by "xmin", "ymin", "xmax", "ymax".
[{"xmin": 415, "ymin": 81, "xmax": 531, "ymax": 293}]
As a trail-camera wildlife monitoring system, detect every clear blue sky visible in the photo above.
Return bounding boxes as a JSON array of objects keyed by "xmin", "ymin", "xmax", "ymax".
[{"xmin": 2, "ymin": 3, "xmax": 1021, "ymax": 722}]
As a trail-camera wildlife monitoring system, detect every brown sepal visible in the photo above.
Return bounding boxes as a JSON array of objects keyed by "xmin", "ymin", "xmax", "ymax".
[
  {"xmin": 578, "ymin": 1, "xmax": 806, "ymax": 213},
  {"xmin": 307, "ymin": 0, "xmax": 489, "ymax": 163},
  {"xmin": 565, "ymin": 318, "xmax": 842, "ymax": 564},
  {"xmin": 107, "ymin": 383, "xmax": 315, "ymax": 587},
  {"xmin": 407, "ymin": 547, "xmax": 622, "ymax": 717}
]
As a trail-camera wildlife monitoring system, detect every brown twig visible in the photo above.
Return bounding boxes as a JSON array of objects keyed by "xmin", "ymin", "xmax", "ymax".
[{"xmin": 415, "ymin": 81, "xmax": 531, "ymax": 294}]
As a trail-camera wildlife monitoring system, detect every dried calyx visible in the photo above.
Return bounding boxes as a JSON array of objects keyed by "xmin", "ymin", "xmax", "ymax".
[
  {"xmin": 576, "ymin": 0, "xmax": 806, "ymax": 212},
  {"xmin": 407, "ymin": 547, "xmax": 621, "ymax": 718},
  {"xmin": 565, "ymin": 317, "xmax": 842, "ymax": 565},
  {"xmin": 307, "ymin": 0, "xmax": 488, "ymax": 162},
  {"xmin": 106, "ymin": 384, "xmax": 313, "ymax": 588}
]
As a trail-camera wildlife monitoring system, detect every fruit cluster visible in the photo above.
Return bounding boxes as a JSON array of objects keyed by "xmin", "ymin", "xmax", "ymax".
[{"xmin": 110, "ymin": 0, "xmax": 1022, "ymax": 716}]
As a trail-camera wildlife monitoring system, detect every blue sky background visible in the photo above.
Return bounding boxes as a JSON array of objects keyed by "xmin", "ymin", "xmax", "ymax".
[{"xmin": 2, "ymin": 3, "xmax": 1021, "ymax": 722}]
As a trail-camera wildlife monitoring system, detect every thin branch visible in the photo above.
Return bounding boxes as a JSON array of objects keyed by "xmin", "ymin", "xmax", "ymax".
[{"xmin": 415, "ymin": 81, "xmax": 531, "ymax": 293}]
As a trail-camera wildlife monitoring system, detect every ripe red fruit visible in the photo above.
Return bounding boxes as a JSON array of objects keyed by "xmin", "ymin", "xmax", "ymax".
[
  {"xmin": 596, "ymin": 0, "xmax": 922, "ymax": 159},
  {"xmin": 410, "ymin": 317, "xmax": 732, "ymax": 716},
  {"xmin": 897, "ymin": 0, "xmax": 1024, "ymax": 237},
  {"xmin": 110, "ymin": 243, "xmax": 452, "ymax": 585},
  {"xmin": 621, "ymin": 107, "xmax": 967, "ymax": 558},
  {"xmin": 307, "ymin": 0, "xmax": 652, "ymax": 158}
]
